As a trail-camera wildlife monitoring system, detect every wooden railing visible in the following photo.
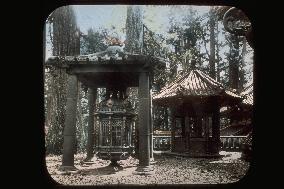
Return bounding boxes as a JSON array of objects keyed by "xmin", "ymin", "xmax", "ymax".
[
  {"xmin": 153, "ymin": 135, "xmax": 171, "ymax": 151},
  {"xmin": 220, "ymin": 136, "xmax": 247, "ymax": 151},
  {"xmin": 153, "ymin": 135, "xmax": 248, "ymax": 152}
]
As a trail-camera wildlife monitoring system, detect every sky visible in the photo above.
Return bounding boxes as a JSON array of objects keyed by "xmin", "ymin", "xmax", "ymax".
[
  {"xmin": 73, "ymin": 5, "xmax": 127, "ymax": 34},
  {"xmin": 72, "ymin": 5, "xmax": 210, "ymax": 35},
  {"xmin": 45, "ymin": 5, "xmax": 253, "ymax": 86},
  {"xmin": 46, "ymin": 5, "xmax": 211, "ymax": 59}
]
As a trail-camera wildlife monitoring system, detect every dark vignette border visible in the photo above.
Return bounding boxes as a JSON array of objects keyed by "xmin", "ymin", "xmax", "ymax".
[{"xmin": 27, "ymin": 0, "xmax": 260, "ymax": 188}]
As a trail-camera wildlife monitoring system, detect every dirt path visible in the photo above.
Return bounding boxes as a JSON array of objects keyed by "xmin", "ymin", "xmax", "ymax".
[{"xmin": 46, "ymin": 151, "xmax": 250, "ymax": 185}]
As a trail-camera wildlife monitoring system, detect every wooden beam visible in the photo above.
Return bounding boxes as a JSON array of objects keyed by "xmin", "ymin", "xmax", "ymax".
[
  {"xmin": 76, "ymin": 73, "xmax": 140, "ymax": 88},
  {"xmin": 68, "ymin": 64, "xmax": 145, "ymax": 74}
]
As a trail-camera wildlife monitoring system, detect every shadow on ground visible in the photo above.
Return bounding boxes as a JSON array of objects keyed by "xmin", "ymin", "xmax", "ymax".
[{"xmin": 78, "ymin": 164, "xmax": 137, "ymax": 176}]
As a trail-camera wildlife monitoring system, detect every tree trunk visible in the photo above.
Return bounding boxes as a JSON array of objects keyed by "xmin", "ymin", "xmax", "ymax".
[
  {"xmin": 216, "ymin": 22, "xmax": 221, "ymax": 82},
  {"xmin": 45, "ymin": 6, "xmax": 79, "ymax": 155},
  {"xmin": 228, "ymin": 34, "xmax": 240, "ymax": 90},
  {"xmin": 46, "ymin": 68, "xmax": 67, "ymax": 155},
  {"xmin": 239, "ymin": 37, "xmax": 247, "ymax": 91},
  {"xmin": 209, "ymin": 9, "xmax": 216, "ymax": 79}
]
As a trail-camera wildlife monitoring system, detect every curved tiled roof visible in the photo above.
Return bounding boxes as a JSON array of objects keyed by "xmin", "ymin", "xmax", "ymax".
[
  {"xmin": 240, "ymin": 83, "xmax": 253, "ymax": 105},
  {"xmin": 45, "ymin": 45, "xmax": 168, "ymax": 70},
  {"xmin": 153, "ymin": 69, "xmax": 241, "ymax": 102}
]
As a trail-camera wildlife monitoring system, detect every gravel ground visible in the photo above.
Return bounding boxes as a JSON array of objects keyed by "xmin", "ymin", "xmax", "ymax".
[{"xmin": 46, "ymin": 151, "xmax": 250, "ymax": 185}]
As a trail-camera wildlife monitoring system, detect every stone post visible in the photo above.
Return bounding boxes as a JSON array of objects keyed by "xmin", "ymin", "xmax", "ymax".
[
  {"xmin": 212, "ymin": 98, "xmax": 221, "ymax": 154},
  {"xmin": 150, "ymin": 89, "xmax": 154, "ymax": 162},
  {"xmin": 59, "ymin": 74, "xmax": 78, "ymax": 171},
  {"xmin": 134, "ymin": 72, "xmax": 153, "ymax": 174},
  {"xmin": 85, "ymin": 88, "xmax": 97, "ymax": 161}
]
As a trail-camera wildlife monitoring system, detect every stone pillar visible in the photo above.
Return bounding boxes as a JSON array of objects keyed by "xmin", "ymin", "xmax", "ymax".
[
  {"xmin": 168, "ymin": 107, "xmax": 176, "ymax": 152},
  {"xmin": 212, "ymin": 98, "xmax": 221, "ymax": 154},
  {"xmin": 134, "ymin": 72, "xmax": 153, "ymax": 174},
  {"xmin": 59, "ymin": 74, "xmax": 78, "ymax": 171},
  {"xmin": 85, "ymin": 88, "xmax": 97, "ymax": 161},
  {"xmin": 150, "ymin": 89, "xmax": 154, "ymax": 161},
  {"xmin": 184, "ymin": 115, "xmax": 190, "ymax": 151}
]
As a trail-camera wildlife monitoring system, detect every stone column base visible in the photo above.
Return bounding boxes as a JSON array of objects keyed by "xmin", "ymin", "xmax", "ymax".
[
  {"xmin": 150, "ymin": 157, "xmax": 156, "ymax": 165},
  {"xmin": 58, "ymin": 165, "xmax": 78, "ymax": 172},
  {"xmin": 133, "ymin": 165, "xmax": 154, "ymax": 175}
]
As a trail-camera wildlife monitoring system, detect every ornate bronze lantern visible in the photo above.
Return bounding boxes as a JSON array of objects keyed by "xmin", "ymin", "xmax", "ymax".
[{"xmin": 94, "ymin": 87, "xmax": 136, "ymax": 165}]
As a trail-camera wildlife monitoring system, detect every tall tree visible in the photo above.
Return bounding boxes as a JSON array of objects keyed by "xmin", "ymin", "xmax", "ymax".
[
  {"xmin": 125, "ymin": 5, "xmax": 143, "ymax": 53},
  {"xmin": 124, "ymin": 4, "xmax": 144, "ymax": 98},
  {"xmin": 214, "ymin": 6, "xmax": 251, "ymax": 90},
  {"xmin": 209, "ymin": 8, "xmax": 216, "ymax": 79},
  {"xmin": 215, "ymin": 20, "xmax": 223, "ymax": 82},
  {"xmin": 227, "ymin": 33, "xmax": 240, "ymax": 90},
  {"xmin": 45, "ymin": 6, "xmax": 80, "ymax": 154},
  {"xmin": 239, "ymin": 37, "xmax": 247, "ymax": 91},
  {"xmin": 81, "ymin": 28, "xmax": 107, "ymax": 54},
  {"xmin": 50, "ymin": 6, "xmax": 80, "ymax": 56},
  {"xmin": 166, "ymin": 7, "xmax": 206, "ymax": 75}
]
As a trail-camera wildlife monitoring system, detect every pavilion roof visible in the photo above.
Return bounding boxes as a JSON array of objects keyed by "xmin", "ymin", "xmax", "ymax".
[
  {"xmin": 153, "ymin": 69, "xmax": 241, "ymax": 104},
  {"xmin": 240, "ymin": 83, "xmax": 253, "ymax": 106},
  {"xmin": 45, "ymin": 45, "xmax": 167, "ymax": 67}
]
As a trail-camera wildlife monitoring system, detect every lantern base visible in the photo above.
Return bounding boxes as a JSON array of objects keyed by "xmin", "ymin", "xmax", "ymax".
[
  {"xmin": 84, "ymin": 155, "xmax": 95, "ymax": 162},
  {"xmin": 109, "ymin": 160, "xmax": 120, "ymax": 167},
  {"xmin": 133, "ymin": 165, "xmax": 154, "ymax": 175},
  {"xmin": 106, "ymin": 160, "xmax": 123, "ymax": 172}
]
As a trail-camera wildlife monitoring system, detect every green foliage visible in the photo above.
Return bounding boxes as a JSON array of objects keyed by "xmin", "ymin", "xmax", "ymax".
[
  {"xmin": 45, "ymin": 68, "xmax": 67, "ymax": 155},
  {"xmin": 166, "ymin": 10, "xmax": 207, "ymax": 76},
  {"xmin": 49, "ymin": 6, "xmax": 80, "ymax": 56},
  {"xmin": 125, "ymin": 5, "xmax": 143, "ymax": 53},
  {"xmin": 45, "ymin": 6, "xmax": 79, "ymax": 155},
  {"xmin": 149, "ymin": 6, "xmax": 252, "ymax": 131},
  {"xmin": 76, "ymin": 85, "xmax": 89, "ymax": 153},
  {"xmin": 81, "ymin": 28, "xmax": 108, "ymax": 54}
]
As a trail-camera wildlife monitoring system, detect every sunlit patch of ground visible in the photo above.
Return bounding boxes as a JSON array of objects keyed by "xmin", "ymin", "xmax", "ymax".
[{"xmin": 45, "ymin": 151, "xmax": 250, "ymax": 185}]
